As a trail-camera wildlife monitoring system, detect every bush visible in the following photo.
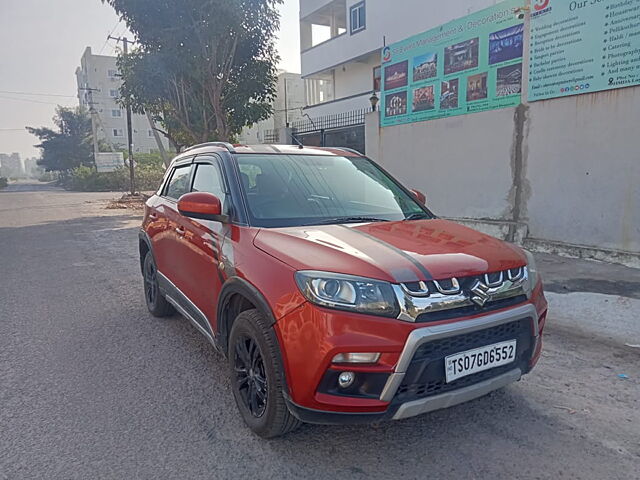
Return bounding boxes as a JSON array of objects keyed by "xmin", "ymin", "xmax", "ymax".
[
  {"xmin": 0, "ymin": 177, "xmax": 7, "ymax": 189},
  {"xmin": 65, "ymin": 161, "xmax": 166, "ymax": 192},
  {"xmin": 38, "ymin": 171, "xmax": 58, "ymax": 182}
]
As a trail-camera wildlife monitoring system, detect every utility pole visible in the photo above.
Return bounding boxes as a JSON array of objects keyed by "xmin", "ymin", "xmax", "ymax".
[
  {"xmin": 284, "ymin": 77, "xmax": 289, "ymax": 127},
  {"xmin": 79, "ymin": 87, "xmax": 100, "ymax": 160},
  {"xmin": 108, "ymin": 34, "xmax": 136, "ymax": 195}
]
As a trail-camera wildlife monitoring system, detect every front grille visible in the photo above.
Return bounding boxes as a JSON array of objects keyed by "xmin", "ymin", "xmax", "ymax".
[
  {"xmin": 401, "ymin": 267, "xmax": 527, "ymax": 323},
  {"xmin": 394, "ymin": 319, "xmax": 533, "ymax": 403},
  {"xmin": 415, "ymin": 295, "xmax": 527, "ymax": 322}
]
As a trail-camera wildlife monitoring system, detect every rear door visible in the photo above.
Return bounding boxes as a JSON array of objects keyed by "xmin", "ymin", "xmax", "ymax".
[{"xmin": 178, "ymin": 155, "xmax": 230, "ymax": 328}]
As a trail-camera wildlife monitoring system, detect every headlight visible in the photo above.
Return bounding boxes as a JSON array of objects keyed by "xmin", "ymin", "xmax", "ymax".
[
  {"xmin": 295, "ymin": 271, "xmax": 399, "ymax": 317},
  {"xmin": 523, "ymin": 250, "xmax": 539, "ymax": 296}
]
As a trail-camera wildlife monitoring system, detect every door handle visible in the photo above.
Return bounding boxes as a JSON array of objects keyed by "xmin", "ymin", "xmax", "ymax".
[{"xmin": 175, "ymin": 227, "xmax": 186, "ymax": 236}]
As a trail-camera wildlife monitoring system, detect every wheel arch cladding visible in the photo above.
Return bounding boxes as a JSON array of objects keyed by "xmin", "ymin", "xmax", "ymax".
[
  {"xmin": 217, "ymin": 276, "xmax": 278, "ymax": 355},
  {"xmin": 138, "ymin": 230, "xmax": 152, "ymax": 275}
]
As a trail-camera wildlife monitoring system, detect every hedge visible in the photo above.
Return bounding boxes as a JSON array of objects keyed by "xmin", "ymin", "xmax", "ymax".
[{"xmin": 65, "ymin": 158, "xmax": 166, "ymax": 192}]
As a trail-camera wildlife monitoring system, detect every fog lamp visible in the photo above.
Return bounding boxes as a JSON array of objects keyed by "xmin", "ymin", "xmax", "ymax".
[
  {"xmin": 332, "ymin": 352, "xmax": 381, "ymax": 364},
  {"xmin": 338, "ymin": 371, "xmax": 355, "ymax": 389}
]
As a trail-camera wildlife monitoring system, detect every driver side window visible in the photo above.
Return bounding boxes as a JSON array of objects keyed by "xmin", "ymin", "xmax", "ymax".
[
  {"xmin": 164, "ymin": 165, "xmax": 193, "ymax": 200},
  {"xmin": 191, "ymin": 163, "xmax": 226, "ymax": 201}
]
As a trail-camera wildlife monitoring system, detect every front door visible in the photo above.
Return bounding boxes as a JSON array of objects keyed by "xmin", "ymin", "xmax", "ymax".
[
  {"xmin": 177, "ymin": 156, "xmax": 230, "ymax": 333},
  {"xmin": 152, "ymin": 160, "xmax": 194, "ymax": 291}
]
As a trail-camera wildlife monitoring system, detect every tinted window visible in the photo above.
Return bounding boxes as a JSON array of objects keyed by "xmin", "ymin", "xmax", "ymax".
[
  {"xmin": 192, "ymin": 163, "xmax": 226, "ymax": 200},
  {"xmin": 164, "ymin": 165, "xmax": 192, "ymax": 200},
  {"xmin": 236, "ymin": 154, "xmax": 430, "ymax": 228}
]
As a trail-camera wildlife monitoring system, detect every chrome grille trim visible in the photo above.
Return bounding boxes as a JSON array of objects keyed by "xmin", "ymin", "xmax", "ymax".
[
  {"xmin": 484, "ymin": 271, "xmax": 504, "ymax": 288},
  {"xmin": 432, "ymin": 277, "xmax": 461, "ymax": 295},
  {"xmin": 394, "ymin": 267, "xmax": 528, "ymax": 323}
]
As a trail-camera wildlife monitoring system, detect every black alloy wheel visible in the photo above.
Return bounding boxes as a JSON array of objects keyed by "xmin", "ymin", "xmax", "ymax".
[
  {"xmin": 144, "ymin": 255, "xmax": 158, "ymax": 307},
  {"xmin": 234, "ymin": 335, "xmax": 268, "ymax": 418},
  {"xmin": 228, "ymin": 309, "xmax": 302, "ymax": 438},
  {"xmin": 142, "ymin": 251, "xmax": 174, "ymax": 317}
]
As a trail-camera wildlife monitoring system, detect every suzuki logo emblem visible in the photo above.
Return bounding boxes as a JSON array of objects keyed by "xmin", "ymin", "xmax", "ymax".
[{"xmin": 470, "ymin": 280, "xmax": 491, "ymax": 307}]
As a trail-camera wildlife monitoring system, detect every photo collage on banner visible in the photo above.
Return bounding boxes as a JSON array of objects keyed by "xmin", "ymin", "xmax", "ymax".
[{"xmin": 381, "ymin": 0, "xmax": 524, "ymax": 127}]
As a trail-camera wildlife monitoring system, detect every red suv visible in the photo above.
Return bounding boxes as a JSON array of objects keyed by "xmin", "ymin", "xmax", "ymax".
[{"xmin": 139, "ymin": 143, "xmax": 547, "ymax": 438}]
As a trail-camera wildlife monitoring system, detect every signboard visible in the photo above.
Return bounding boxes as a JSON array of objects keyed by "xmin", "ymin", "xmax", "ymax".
[
  {"xmin": 95, "ymin": 152, "xmax": 125, "ymax": 173},
  {"xmin": 381, "ymin": 0, "xmax": 524, "ymax": 127},
  {"xmin": 529, "ymin": 0, "xmax": 640, "ymax": 101}
]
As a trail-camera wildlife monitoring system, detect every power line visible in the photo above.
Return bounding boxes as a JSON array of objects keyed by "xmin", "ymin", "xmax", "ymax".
[
  {"xmin": 100, "ymin": 20, "xmax": 122, "ymax": 55},
  {"xmin": 0, "ymin": 95, "xmax": 64, "ymax": 106},
  {"xmin": 0, "ymin": 90, "xmax": 76, "ymax": 98},
  {"xmin": 107, "ymin": 24, "xmax": 130, "ymax": 55}
]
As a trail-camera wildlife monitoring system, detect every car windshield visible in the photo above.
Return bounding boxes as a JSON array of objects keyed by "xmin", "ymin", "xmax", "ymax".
[{"xmin": 235, "ymin": 154, "xmax": 432, "ymax": 228}]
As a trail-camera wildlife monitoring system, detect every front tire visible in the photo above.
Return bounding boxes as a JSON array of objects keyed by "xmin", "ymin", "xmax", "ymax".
[
  {"xmin": 228, "ymin": 309, "xmax": 301, "ymax": 438},
  {"xmin": 143, "ymin": 251, "xmax": 174, "ymax": 317}
]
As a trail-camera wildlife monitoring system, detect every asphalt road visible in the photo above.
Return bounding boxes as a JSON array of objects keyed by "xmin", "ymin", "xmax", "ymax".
[{"xmin": 1, "ymin": 184, "xmax": 639, "ymax": 480}]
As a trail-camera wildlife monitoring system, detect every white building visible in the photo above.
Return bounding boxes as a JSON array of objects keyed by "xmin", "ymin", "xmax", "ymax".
[
  {"xmin": 0, "ymin": 153, "xmax": 24, "ymax": 179},
  {"xmin": 75, "ymin": 47, "xmax": 169, "ymax": 154},
  {"xmin": 238, "ymin": 71, "xmax": 305, "ymax": 144},
  {"xmin": 300, "ymin": 0, "xmax": 500, "ymax": 118}
]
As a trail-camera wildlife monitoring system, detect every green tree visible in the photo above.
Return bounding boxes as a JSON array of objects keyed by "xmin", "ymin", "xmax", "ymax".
[
  {"xmin": 104, "ymin": 0, "xmax": 282, "ymax": 146},
  {"xmin": 26, "ymin": 107, "xmax": 94, "ymax": 174}
]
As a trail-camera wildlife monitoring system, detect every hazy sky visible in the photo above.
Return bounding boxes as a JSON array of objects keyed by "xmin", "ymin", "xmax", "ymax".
[{"xmin": 0, "ymin": 0, "xmax": 300, "ymax": 159}]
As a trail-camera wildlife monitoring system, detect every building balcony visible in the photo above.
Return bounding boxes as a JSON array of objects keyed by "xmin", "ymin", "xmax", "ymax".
[
  {"xmin": 304, "ymin": 91, "xmax": 373, "ymax": 118},
  {"xmin": 301, "ymin": 2, "xmax": 380, "ymax": 77},
  {"xmin": 300, "ymin": 0, "xmax": 338, "ymax": 20}
]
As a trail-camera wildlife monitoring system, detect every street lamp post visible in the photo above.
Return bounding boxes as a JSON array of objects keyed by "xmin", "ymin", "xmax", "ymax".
[{"xmin": 369, "ymin": 92, "xmax": 379, "ymax": 112}]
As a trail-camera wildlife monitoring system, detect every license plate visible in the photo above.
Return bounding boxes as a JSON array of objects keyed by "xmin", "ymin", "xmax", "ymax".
[{"xmin": 445, "ymin": 340, "xmax": 517, "ymax": 383}]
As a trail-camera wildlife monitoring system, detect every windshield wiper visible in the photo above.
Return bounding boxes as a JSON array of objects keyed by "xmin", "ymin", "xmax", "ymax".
[
  {"xmin": 302, "ymin": 216, "xmax": 390, "ymax": 226},
  {"xmin": 404, "ymin": 213, "xmax": 431, "ymax": 221}
]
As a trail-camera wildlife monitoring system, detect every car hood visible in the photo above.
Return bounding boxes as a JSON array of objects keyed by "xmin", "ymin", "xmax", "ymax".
[{"xmin": 254, "ymin": 219, "xmax": 527, "ymax": 283}]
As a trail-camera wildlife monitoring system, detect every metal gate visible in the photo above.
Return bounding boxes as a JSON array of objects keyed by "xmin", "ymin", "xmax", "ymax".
[{"xmin": 291, "ymin": 109, "xmax": 367, "ymax": 154}]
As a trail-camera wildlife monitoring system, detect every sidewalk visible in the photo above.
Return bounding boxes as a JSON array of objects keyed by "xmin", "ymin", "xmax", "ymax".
[{"xmin": 536, "ymin": 252, "xmax": 640, "ymax": 347}]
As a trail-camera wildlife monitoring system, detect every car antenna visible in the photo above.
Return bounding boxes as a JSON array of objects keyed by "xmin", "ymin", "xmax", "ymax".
[{"xmin": 290, "ymin": 133, "xmax": 304, "ymax": 149}]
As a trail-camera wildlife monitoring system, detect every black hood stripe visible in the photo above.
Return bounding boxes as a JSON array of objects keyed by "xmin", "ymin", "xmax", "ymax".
[{"xmin": 338, "ymin": 224, "xmax": 433, "ymax": 281}]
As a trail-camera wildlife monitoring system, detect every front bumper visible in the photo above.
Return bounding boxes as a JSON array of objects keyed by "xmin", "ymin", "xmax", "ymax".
[
  {"xmin": 285, "ymin": 368, "xmax": 523, "ymax": 424},
  {"xmin": 276, "ymin": 293, "xmax": 546, "ymax": 424}
]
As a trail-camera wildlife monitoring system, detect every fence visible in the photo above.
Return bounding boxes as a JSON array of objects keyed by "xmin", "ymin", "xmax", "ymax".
[
  {"xmin": 291, "ymin": 109, "xmax": 367, "ymax": 135},
  {"xmin": 292, "ymin": 109, "xmax": 367, "ymax": 153},
  {"xmin": 263, "ymin": 129, "xmax": 279, "ymax": 144}
]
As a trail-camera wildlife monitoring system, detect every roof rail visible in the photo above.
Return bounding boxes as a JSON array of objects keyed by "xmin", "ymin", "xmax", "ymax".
[
  {"xmin": 332, "ymin": 147, "xmax": 363, "ymax": 156},
  {"xmin": 182, "ymin": 142, "xmax": 236, "ymax": 153}
]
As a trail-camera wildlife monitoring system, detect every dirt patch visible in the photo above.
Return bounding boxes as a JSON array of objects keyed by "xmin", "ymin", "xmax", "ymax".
[{"xmin": 106, "ymin": 194, "xmax": 149, "ymax": 212}]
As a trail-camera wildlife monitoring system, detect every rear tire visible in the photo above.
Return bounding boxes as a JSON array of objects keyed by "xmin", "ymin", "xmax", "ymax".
[
  {"xmin": 228, "ymin": 309, "xmax": 302, "ymax": 438},
  {"xmin": 143, "ymin": 251, "xmax": 174, "ymax": 317}
]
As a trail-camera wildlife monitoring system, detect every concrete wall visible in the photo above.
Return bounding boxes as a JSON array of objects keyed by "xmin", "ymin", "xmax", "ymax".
[
  {"xmin": 526, "ymin": 88, "xmax": 640, "ymax": 253},
  {"xmin": 333, "ymin": 54, "xmax": 377, "ymax": 99},
  {"xmin": 367, "ymin": 85, "xmax": 640, "ymax": 256},
  {"xmin": 304, "ymin": 92, "xmax": 371, "ymax": 117}
]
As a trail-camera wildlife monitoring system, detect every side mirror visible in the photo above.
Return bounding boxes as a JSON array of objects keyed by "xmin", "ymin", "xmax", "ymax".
[
  {"xmin": 410, "ymin": 189, "xmax": 427, "ymax": 206},
  {"xmin": 177, "ymin": 192, "xmax": 224, "ymax": 222}
]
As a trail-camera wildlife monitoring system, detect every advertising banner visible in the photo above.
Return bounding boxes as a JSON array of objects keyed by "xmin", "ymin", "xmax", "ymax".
[
  {"xmin": 381, "ymin": 0, "xmax": 524, "ymax": 127},
  {"xmin": 95, "ymin": 152, "xmax": 125, "ymax": 173},
  {"xmin": 528, "ymin": 0, "xmax": 640, "ymax": 101}
]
